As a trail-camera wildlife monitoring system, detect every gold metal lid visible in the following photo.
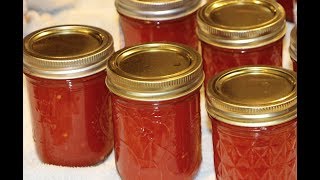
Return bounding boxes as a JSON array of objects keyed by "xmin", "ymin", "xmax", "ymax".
[
  {"xmin": 23, "ymin": 25, "xmax": 114, "ymax": 79},
  {"xmin": 206, "ymin": 66, "xmax": 297, "ymax": 127},
  {"xmin": 115, "ymin": 0, "xmax": 201, "ymax": 21},
  {"xmin": 197, "ymin": 0, "xmax": 286, "ymax": 49},
  {"xmin": 106, "ymin": 42, "xmax": 204, "ymax": 101},
  {"xmin": 290, "ymin": 26, "xmax": 297, "ymax": 61}
]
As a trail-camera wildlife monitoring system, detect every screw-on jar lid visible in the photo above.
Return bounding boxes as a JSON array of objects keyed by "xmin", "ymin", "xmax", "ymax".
[
  {"xmin": 23, "ymin": 25, "xmax": 114, "ymax": 79},
  {"xmin": 290, "ymin": 26, "xmax": 297, "ymax": 62},
  {"xmin": 197, "ymin": 0, "xmax": 286, "ymax": 49},
  {"xmin": 115, "ymin": 0, "xmax": 201, "ymax": 21},
  {"xmin": 106, "ymin": 42, "xmax": 204, "ymax": 101},
  {"xmin": 206, "ymin": 66, "xmax": 297, "ymax": 127}
]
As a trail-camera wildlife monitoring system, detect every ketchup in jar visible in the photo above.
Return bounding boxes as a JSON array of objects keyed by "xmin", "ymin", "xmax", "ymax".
[
  {"xmin": 23, "ymin": 25, "xmax": 115, "ymax": 166},
  {"xmin": 197, "ymin": 0, "xmax": 286, "ymax": 87},
  {"xmin": 115, "ymin": 0, "xmax": 201, "ymax": 50},
  {"xmin": 206, "ymin": 66, "xmax": 297, "ymax": 180},
  {"xmin": 106, "ymin": 43, "xmax": 204, "ymax": 180},
  {"xmin": 290, "ymin": 26, "xmax": 297, "ymax": 72}
]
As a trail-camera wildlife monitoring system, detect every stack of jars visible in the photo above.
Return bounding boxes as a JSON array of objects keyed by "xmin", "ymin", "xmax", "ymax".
[{"xmin": 23, "ymin": 0, "xmax": 297, "ymax": 179}]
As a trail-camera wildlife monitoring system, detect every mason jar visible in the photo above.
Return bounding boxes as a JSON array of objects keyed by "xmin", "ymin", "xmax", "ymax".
[
  {"xmin": 197, "ymin": 0, "xmax": 286, "ymax": 87},
  {"xmin": 106, "ymin": 42, "xmax": 204, "ymax": 180},
  {"xmin": 23, "ymin": 25, "xmax": 115, "ymax": 166},
  {"xmin": 206, "ymin": 66, "xmax": 297, "ymax": 180}
]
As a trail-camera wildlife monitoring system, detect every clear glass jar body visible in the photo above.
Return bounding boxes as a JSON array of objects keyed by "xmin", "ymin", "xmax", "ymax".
[
  {"xmin": 200, "ymin": 39, "xmax": 283, "ymax": 87},
  {"xmin": 25, "ymin": 71, "xmax": 113, "ymax": 166},
  {"xmin": 210, "ymin": 117, "xmax": 297, "ymax": 180},
  {"xmin": 119, "ymin": 12, "xmax": 198, "ymax": 50},
  {"xmin": 111, "ymin": 89, "xmax": 202, "ymax": 180}
]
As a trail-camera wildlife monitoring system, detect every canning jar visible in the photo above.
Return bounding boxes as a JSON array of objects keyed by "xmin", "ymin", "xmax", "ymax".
[
  {"xmin": 197, "ymin": 0, "xmax": 286, "ymax": 87},
  {"xmin": 23, "ymin": 25, "xmax": 115, "ymax": 166},
  {"xmin": 106, "ymin": 43, "xmax": 204, "ymax": 180},
  {"xmin": 290, "ymin": 26, "xmax": 297, "ymax": 72},
  {"xmin": 206, "ymin": 66, "xmax": 297, "ymax": 180},
  {"xmin": 115, "ymin": 0, "xmax": 201, "ymax": 50}
]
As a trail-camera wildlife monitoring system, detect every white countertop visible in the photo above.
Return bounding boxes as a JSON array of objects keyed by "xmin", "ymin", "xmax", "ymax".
[{"xmin": 23, "ymin": 0, "xmax": 296, "ymax": 179}]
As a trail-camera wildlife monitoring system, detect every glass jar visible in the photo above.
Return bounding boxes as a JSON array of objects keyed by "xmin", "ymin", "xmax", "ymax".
[
  {"xmin": 206, "ymin": 66, "xmax": 297, "ymax": 180},
  {"xmin": 290, "ymin": 26, "xmax": 297, "ymax": 72},
  {"xmin": 115, "ymin": 0, "xmax": 201, "ymax": 50},
  {"xmin": 197, "ymin": 0, "xmax": 286, "ymax": 87},
  {"xmin": 106, "ymin": 43, "xmax": 204, "ymax": 180},
  {"xmin": 23, "ymin": 25, "xmax": 115, "ymax": 166}
]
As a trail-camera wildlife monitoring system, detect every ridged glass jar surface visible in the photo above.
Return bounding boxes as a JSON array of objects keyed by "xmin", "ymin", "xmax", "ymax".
[
  {"xmin": 112, "ymin": 90, "xmax": 201, "ymax": 180},
  {"xmin": 211, "ymin": 117, "xmax": 297, "ymax": 179}
]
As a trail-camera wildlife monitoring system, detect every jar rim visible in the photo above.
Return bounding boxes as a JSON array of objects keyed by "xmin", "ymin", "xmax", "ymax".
[
  {"xmin": 23, "ymin": 25, "xmax": 114, "ymax": 79},
  {"xmin": 115, "ymin": 0, "xmax": 202, "ymax": 21},
  {"xmin": 290, "ymin": 26, "xmax": 297, "ymax": 61},
  {"xmin": 197, "ymin": 0, "xmax": 286, "ymax": 49},
  {"xmin": 106, "ymin": 42, "xmax": 204, "ymax": 101},
  {"xmin": 206, "ymin": 65, "xmax": 297, "ymax": 127}
]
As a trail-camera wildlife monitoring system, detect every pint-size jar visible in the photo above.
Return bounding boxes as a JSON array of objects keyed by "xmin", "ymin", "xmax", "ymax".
[
  {"xmin": 206, "ymin": 66, "xmax": 297, "ymax": 180},
  {"xmin": 290, "ymin": 26, "xmax": 297, "ymax": 72},
  {"xmin": 197, "ymin": 0, "xmax": 286, "ymax": 87},
  {"xmin": 115, "ymin": 0, "xmax": 201, "ymax": 50},
  {"xmin": 106, "ymin": 43, "xmax": 204, "ymax": 180},
  {"xmin": 23, "ymin": 25, "xmax": 115, "ymax": 166}
]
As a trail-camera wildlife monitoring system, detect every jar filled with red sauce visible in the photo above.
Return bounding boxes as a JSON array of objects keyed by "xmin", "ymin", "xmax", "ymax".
[
  {"xmin": 206, "ymin": 66, "xmax": 297, "ymax": 180},
  {"xmin": 106, "ymin": 43, "xmax": 204, "ymax": 180},
  {"xmin": 23, "ymin": 25, "xmax": 115, "ymax": 166},
  {"xmin": 115, "ymin": 0, "xmax": 201, "ymax": 50},
  {"xmin": 197, "ymin": 0, "xmax": 286, "ymax": 88},
  {"xmin": 290, "ymin": 26, "xmax": 297, "ymax": 72}
]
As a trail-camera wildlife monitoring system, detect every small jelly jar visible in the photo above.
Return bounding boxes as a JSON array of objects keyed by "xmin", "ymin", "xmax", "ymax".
[
  {"xmin": 115, "ymin": 0, "xmax": 201, "ymax": 49},
  {"xmin": 106, "ymin": 43, "xmax": 204, "ymax": 180},
  {"xmin": 23, "ymin": 25, "xmax": 115, "ymax": 166},
  {"xmin": 206, "ymin": 66, "xmax": 297, "ymax": 180},
  {"xmin": 197, "ymin": 0, "xmax": 286, "ymax": 87},
  {"xmin": 290, "ymin": 26, "xmax": 297, "ymax": 72}
]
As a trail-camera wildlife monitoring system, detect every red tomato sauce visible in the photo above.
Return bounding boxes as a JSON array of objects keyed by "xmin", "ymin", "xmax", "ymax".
[
  {"xmin": 292, "ymin": 59, "xmax": 297, "ymax": 72},
  {"xmin": 201, "ymin": 39, "xmax": 283, "ymax": 87},
  {"xmin": 25, "ymin": 71, "xmax": 113, "ymax": 166},
  {"xmin": 277, "ymin": 0, "xmax": 295, "ymax": 22},
  {"xmin": 119, "ymin": 12, "xmax": 198, "ymax": 50},
  {"xmin": 211, "ymin": 118, "xmax": 297, "ymax": 180},
  {"xmin": 111, "ymin": 90, "xmax": 202, "ymax": 180}
]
